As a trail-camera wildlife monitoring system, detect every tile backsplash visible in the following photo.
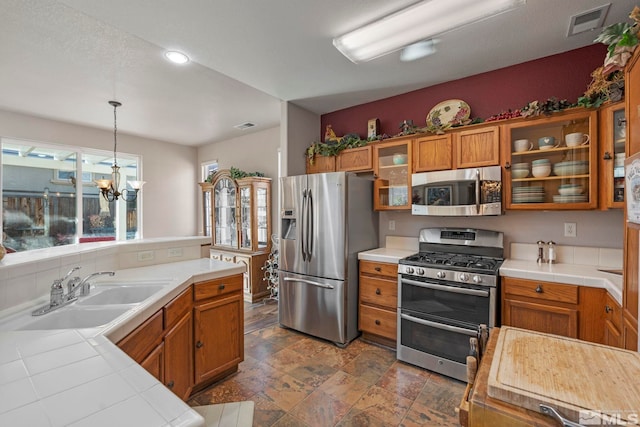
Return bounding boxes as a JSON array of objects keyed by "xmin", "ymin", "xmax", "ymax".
[
  {"xmin": 510, "ymin": 242, "xmax": 623, "ymax": 268},
  {"xmin": 0, "ymin": 237, "xmax": 209, "ymax": 313}
]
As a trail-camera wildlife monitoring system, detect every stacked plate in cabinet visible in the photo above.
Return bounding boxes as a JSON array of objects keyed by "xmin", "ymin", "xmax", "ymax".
[
  {"xmin": 553, "ymin": 160, "xmax": 588, "ymax": 176},
  {"xmin": 553, "ymin": 184, "xmax": 587, "ymax": 203},
  {"xmin": 512, "ymin": 186, "xmax": 545, "ymax": 203}
]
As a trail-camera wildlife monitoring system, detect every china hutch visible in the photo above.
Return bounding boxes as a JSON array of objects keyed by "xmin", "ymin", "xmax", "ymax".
[{"xmin": 199, "ymin": 170, "xmax": 271, "ymax": 303}]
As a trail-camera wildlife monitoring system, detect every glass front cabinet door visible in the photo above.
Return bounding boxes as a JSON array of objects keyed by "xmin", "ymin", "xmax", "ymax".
[
  {"xmin": 213, "ymin": 173, "xmax": 238, "ymax": 248},
  {"xmin": 236, "ymin": 176, "xmax": 271, "ymax": 253},
  {"xmin": 505, "ymin": 109, "xmax": 598, "ymax": 210},
  {"xmin": 373, "ymin": 138, "xmax": 412, "ymax": 211},
  {"xmin": 599, "ymin": 101, "xmax": 626, "ymax": 209}
]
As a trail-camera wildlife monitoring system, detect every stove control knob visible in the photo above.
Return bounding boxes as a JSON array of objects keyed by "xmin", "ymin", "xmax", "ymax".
[
  {"xmin": 459, "ymin": 273, "xmax": 470, "ymax": 282},
  {"xmin": 472, "ymin": 275, "xmax": 482, "ymax": 284},
  {"xmin": 406, "ymin": 267, "xmax": 414, "ymax": 274},
  {"xmin": 416, "ymin": 268, "xmax": 425, "ymax": 275},
  {"xmin": 436, "ymin": 271, "xmax": 446, "ymax": 279}
]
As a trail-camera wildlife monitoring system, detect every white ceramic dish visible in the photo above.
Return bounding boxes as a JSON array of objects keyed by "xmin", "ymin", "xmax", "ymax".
[
  {"xmin": 558, "ymin": 186, "xmax": 584, "ymax": 195},
  {"xmin": 512, "ymin": 169, "xmax": 529, "ymax": 179},
  {"xmin": 532, "ymin": 166, "xmax": 551, "ymax": 177}
]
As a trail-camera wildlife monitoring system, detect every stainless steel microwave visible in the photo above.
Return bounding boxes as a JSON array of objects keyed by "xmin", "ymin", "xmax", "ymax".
[{"xmin": 411, "ymin": 166, "xmax": 502, "ymax": 216}]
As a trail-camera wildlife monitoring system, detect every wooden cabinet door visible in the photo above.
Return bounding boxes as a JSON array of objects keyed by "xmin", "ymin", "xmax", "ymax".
[
  {"xmin": 455, "ymin": 126, "xmax": 500, "ymax": 168},
  {"xmin": 604, "ymin": 319, "xmax": 623, "ymax": 348},
  {"xmin": 336, "ymin": 145, "xmax": 373, "ymax": 172},
  {"xmin": 117, "ymin": 310, "xmax": 163, "ymax": 363},
  {"xmin": 164, "ymin": 311, "xmax": 193, "ymax": 400},
  {"xmin": 503, "ymin": 299, "xmax": 578, "ymax": 338},
  {"xmin": 194, "ymin": 293, "xmax": 244, "ymax": 384},
  {"xmin": 140, "ymin": 342, "xmax": 164, "ymax": 383},
  {"xmin": 413, "ymin": 134, "xmax": 452, "ymax": 172},
  {"xmin": 623, "ymin": 311, "xmax": 639, "ymax": 351}
]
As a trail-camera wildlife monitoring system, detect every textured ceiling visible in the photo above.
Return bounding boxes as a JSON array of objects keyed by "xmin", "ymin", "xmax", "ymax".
[{"xmin": 0, "ymin": 0, "xmax": 636, "ymax": 146}]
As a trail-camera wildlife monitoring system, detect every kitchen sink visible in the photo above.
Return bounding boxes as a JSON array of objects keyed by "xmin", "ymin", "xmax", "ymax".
[
  {"xmin": 76, "ymin": 284, "xmax": 167, "ymax": 305},
  {"xmin": 17, "ymin": 307, "xmax": 131, "ymax": 330}
]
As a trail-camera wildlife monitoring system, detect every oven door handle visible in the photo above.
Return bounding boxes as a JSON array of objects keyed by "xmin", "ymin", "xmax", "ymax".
[
  {"xmin": 401, "ymin": 278, "xmax": 489, "ymax": 297},
  {"xmin": 401, "ymin": 313, "xmax": 478, "ymax": 336}
]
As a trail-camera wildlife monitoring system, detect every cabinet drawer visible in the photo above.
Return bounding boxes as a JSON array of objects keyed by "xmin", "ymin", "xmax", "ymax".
[
  {"xmin": 117, "ymin": 309, "xmax": 163, "ymax": 363},
  {"xmin": 359, "ymin": 305, "xmax": 396, "ymax": 340},
  {"xmin": 360, "ymin": 276, "xmax": 397, "ymax": 309},
  {"xmin": 164, "ymin": 286, "xmax": 193, "ymax": 329},
  {"xmin": 194, "ymin": 274, "xmax": 243, "ymax": 301},
  {"xmin": 503, "ymin": 278, "xmax": 578, "ymax": 304},
  {"xmin": 359, "ymin": 260, "xmax": 398, "ymax": 278}
]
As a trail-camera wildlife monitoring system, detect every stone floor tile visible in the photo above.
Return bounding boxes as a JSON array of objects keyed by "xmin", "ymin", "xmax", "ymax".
[
  {"xmin": 262, "ymin": 373, "xmax": 316, "ymax": 411},
  {"xmin": 341, "ymin": 349, "xmax": 396, "ymax": 384},
  {"xmin": 252, "ymin": 392, "xmax": 288, "ymax": 427},
  {"xmin": 287, "ymin": 337, "xmax": 332, "ymax": 356},
  {"xmin": 401, "ymin": 401, "xmax": 461, "ymax": 427},
  {"xmin": 335, "ymin": 407, "xmax": 390, "ymax": 427},
  {"xmin": 286, "ymin": 362, "xmax": 337, "ymax": 388},
  {"xmin": 265, "ymin": 347, "xmax": 311, "ymax": 373},
  {"xmin": 352, "ymin": 384, "xmax": 412, "ymax": 425},
  {"xmin": 414, "ymin": 375, "xmax": 466, "ymax": 417},
  {"xmin": 318, "ymin": 371, "xmax": 370, "ymax": 406},
  {"xmin": 289, "ymin": 389, "xmax": 352, "ymax": 426},
  {"xmin": 271, "ymin": 413, "xmax": 312, "ymax": 427},
  {"xmin": 376, "ymin": 362, "xmax": 430, "ymax": 401}
]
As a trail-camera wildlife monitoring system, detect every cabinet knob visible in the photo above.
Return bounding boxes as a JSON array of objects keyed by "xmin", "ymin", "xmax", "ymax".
[
  {"xmin": 374, "ymin": 267, "xmax": 381, "ymax": 272},
  {"xmin": 535, "ymin": 285, "xmax": 543, "ymax": 293},
  {"xmin": 504, "ymin": 162, "xmax": 511, "ymax": 170},
  {"xmin": 167, "ymin": 380, "xmax": 175, "ymax": 389},
  {"xmin": 196, "ymin": 341, "xmax": 204, "ymax": 348},
  {"xmin": 604, "ymin": 152, "xmax": 612, "ymax": 160},
  {"xmin": 218, "ymin": 284, "xmax": 226, "ymax": 290},
  {"xmin": 375, "ymin": 288, "xmax": 381, "ymax": 295},
  {"xmin": 375, "ymin": 319, "xmax": 381, "ymax": 325},
  {"xmin": 605, "ymin": 305, "xmax": 613, "ymax": 313}
]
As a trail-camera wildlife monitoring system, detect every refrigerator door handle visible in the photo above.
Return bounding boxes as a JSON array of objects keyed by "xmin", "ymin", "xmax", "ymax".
[
  {"xmin": 283, "ymin": 277, "xmax": 335, "ymax": 289},
  {"xmin": 301, "ymin": 189, "xmax": 308, "ymax": 261},
  {"xmin": 307, "ymin": 189, "xmax": 314, "ymax": 259}
]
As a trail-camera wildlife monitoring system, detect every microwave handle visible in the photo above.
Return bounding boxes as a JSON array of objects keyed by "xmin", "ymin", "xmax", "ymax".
[{"xmin": 475, "ymin": 168, "xmax": 480, "ymax": 214}]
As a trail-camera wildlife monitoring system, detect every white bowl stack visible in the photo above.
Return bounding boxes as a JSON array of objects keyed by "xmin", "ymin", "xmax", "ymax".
[
  {"xmin": 531, "ymin": 159, "xmax": 551, "ymax": 177},
  {"xmin": 512, "ymin": 162, "xmax": 529, "ymax": 179}
]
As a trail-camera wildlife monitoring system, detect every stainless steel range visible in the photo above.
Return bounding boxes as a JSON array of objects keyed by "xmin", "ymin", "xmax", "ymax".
[{"xmin": 397, "ymin": 227, "xmax": 504, "ymax": 381}]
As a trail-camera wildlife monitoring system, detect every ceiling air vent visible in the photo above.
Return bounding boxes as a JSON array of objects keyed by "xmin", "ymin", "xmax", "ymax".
[
  {"xmin": 233, "ymin": 122, "xmax": 256, "ymax": 130},
  {"xmin": 567, "ymin": 3, "xmax": 610, "ymax": 37}
]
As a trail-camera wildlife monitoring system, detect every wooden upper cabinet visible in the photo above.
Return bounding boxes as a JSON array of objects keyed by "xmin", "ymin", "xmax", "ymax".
[
  {"xmin": 413, "ymin": 134, "xmax": 453, "ymax": 172},
  {"xmin": 336, "ymin": 145, "xmax": 373, "ymax": 172},
  {"xmin": 455, "ymin": 125, "xmax": 500, "ymax": 168}
]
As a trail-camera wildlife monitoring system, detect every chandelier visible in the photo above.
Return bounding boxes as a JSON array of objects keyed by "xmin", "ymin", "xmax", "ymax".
[{"xmin": 95, "ymin": 100, "xmax": 145, "ymax": 202}]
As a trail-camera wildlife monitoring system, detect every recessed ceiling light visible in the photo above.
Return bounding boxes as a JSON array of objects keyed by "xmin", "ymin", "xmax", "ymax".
[{"xmin": 164, "ymin": 51, "xmax": 190, "ymax": 64}]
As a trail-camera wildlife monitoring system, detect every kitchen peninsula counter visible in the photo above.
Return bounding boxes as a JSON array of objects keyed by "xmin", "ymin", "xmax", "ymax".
[{"xmin": 0, "ymin": 258, "xmax": 245, "ymax": 427}]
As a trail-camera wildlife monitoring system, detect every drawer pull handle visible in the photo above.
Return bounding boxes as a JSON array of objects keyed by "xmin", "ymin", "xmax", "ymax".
[
  {"xmin": 605, "ymin": 305, "xmax": 613, "ymax": 313},
  {"xmin": 375, "ymin": 288, "xmax": 381, "ymax": 295},
  {"xmin": 196, "ymin": 341, "xmax": 204, "ymax": 348},
  {"xmin": 535, "ymin": 285, "xmax": 543, "ymax": 293},
  {"xmin": 167, "ymin": 380, "xmax": 175, "ymax": 389},
  {"xmin": 375, "ymin": 319, "xmax": 381, "ymax": 325},
  {"xmin": 219, "ymin": 284, "xmax": 226, "ymax": 290},
  {"xmin": 374, "ymin": 267, "xmax": 381, "ymax": 272}
]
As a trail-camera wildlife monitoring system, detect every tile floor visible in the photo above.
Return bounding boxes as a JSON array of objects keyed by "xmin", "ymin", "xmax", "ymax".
[{"xmin": 187, "ymin": 324, "xmax": 465, "ymax": 426}]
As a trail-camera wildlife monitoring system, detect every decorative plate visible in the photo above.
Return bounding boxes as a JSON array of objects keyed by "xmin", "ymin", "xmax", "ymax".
[{"xmin": 426, "ymin": 99, "xmax": 471, "ymax": 128}]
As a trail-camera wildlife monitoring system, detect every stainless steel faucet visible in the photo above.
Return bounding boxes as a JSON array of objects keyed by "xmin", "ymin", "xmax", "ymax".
[
  {"xmin": 32, "ymin": 268, "xmax": 115, "ymax": 316},
  {"xmin": 67, "ymin": 271, "xmax": 116, "ymax": 299}
]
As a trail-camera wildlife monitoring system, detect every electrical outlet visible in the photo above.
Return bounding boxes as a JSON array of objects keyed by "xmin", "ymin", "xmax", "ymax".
[
  {"xmin": 168, "ymin": 247, "xmax": 183, "ymax": 258},
  {"xmin": 389, "ymin": 220, "xmax": 396, "ymax": 231},
  {"xmin": 564, "ymin": 222, "xmax": 577, "ymax": 237},
  {"xmin": 137, "ymin": 250, "xmax": 154, "ymax": 261}
]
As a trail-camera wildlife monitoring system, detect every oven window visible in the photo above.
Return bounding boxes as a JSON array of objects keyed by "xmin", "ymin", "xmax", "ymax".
[
  {"xmin": 400, "ymin": 280, "xmax": 490, "ymax": 327},
  {"xmin": 400, "ymin": 313, "xmax": 471, "ymax": 364}
]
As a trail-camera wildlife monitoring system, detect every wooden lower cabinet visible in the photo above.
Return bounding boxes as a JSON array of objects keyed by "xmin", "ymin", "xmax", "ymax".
[
  {"xmin": 624, "ymin": 310, "xmax": 639, "ymax": 351},
  {"xmin": 164, "ymin": 311, "xmax": 193, "ymax": 400},
  {"xmin": 358, "ymin": 260, "xmax": 398, "ymax": 347},
  {"xmin": 210, "ymin": 249, "xmax": 270, "ymax": 302},
  {"xmin": 501, "ymin": 277, "xmax": 611, "ymax": 344},
  {"xmin": 193, "ymin": 274, "xmax": 244, "ymax": 387},
  {"xmin": 603, "ymin": 292, "xmax": 624, "ymax": 348},
  {"xmin": 117, "ymin": 274, "xmax": 244, "ymax": 401}
]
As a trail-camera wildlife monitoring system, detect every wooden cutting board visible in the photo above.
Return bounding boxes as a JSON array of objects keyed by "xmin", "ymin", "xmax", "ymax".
[{"xmin": 487, "ymin": 327, "xmax": 640, "ymax": 423}]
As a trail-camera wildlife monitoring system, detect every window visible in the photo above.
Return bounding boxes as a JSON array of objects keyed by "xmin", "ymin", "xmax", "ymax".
[
  {"xmin": 202, "ymin": 160, "xmax": 218, "ymax": 182},
  {"xmin": 1, "ymin": 138, "xmax": 143, "ymax": 252}
]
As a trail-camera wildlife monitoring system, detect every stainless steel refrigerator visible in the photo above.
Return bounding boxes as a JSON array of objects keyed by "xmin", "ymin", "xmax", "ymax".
[{"xmin": 278, "ymin": 171, "xmax": 378, "ymax": 346}]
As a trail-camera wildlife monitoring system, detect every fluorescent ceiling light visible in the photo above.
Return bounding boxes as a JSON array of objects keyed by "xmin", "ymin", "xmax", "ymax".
[
  {"xmin": 333, "ymin": 0, "xmax": 525, "ymax": 63},
  {"xmin": 164, "ymin": 51, "xmax": 190, "ymax": 64},
  {"xmin": 400, "ymin": 39, "xmax": 437, "ymax": 62}
]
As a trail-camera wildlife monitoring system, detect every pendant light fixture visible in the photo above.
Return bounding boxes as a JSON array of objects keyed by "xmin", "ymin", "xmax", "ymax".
[{"xmin": 95, "ymin": 100, "xmax": 145, "ymax": 202}]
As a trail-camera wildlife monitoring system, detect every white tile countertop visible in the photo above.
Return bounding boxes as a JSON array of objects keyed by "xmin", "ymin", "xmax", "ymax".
[
  {"xmin": 0, "ymin": 258, "xmax": 245, "ymax": 427},
  {"xmin": 358, "ymin": 236, "xmax": 418, "ymax": 264},
  {"xmin": 501, "ymin": 243, "xmax": 623, "ymax": 304}
]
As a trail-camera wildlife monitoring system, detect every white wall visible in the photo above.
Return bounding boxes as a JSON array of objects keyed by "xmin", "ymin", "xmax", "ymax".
[
  {"xmin": 197, "ymin": 126, "xmax": 281, "ymax": 236},
  {"xmin": 281, "ymin": 101, "xmax": 319, "ymax": 178},
  {"xmin": 0, "ymin": 109, "xmax": 199, "ymax": 237}
]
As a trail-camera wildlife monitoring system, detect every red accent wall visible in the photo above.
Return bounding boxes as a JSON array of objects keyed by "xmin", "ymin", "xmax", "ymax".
[{"xmin": 321, "ymin": 44, "xmax": 607, "ymax": 139}]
